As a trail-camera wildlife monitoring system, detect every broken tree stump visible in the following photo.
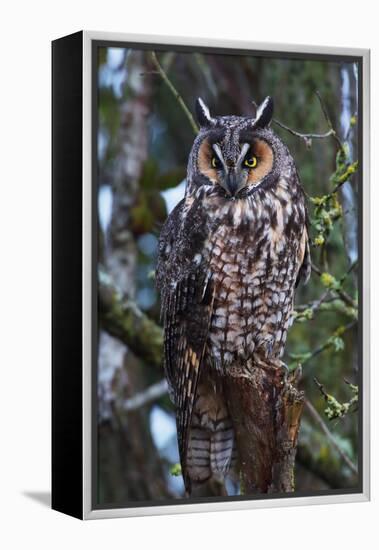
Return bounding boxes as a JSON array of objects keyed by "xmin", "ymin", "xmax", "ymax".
[{"xmin": 224, "ymin": 359, "xmax": 304, "ymax": 494}]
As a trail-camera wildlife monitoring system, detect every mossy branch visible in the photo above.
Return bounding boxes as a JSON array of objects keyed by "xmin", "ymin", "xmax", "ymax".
[
  {"xmin": 295, "ymin": 298, "xmax": 358, "ymax": 322},
  {"xmin": 314, "ymin": 377, "xmax": 359, "ymax": 421},
  {"xmin": 311, "ymin": 262, "xmax": 358, "ymax": 309},
  {"xmin": 98, "ymin": 267, "xmax": 163, "ymax": 368}
]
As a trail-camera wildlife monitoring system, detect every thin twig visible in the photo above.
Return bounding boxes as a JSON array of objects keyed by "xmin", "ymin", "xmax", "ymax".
[
  {"xmin": 140, "ymin": 70, "xmax": 161, "ymax": 76},
  {"xmin": 344, "ymin": 258, "xmax": 359, "ymax": 278},
  {"xmin": 315, "ymin": 90, "xmax": 344, "ymax": 150},
  {"xmin": 337, "ymin": 289, "xmax": 357, "ymax": 308},
  {"xmin": 150, "ymin": 51, "xmax": 199, "ymax": 135},
  {"xmin": 313, "ymin": 377, "xmax": 329, "ymax": 399},
  {"xmin": 296, "ymin": 296, "xmax": 336, "ymax": 311},
  {"xmin": 273, "ymin": 118, "xmax": 334, "ymax": 143},
  {"xmin": 314, "ymin": 377, "xmax": 359, "ymax": 420},
  {"xmin": 311, "ymin": 263, "xmax": 358, "ymax": 309},
  {"xmin": 315, "ymin": 91, "xmax": 334, "ymax": 129},
  {"xmin": 272, "ymin": 90, "xmax": 344, "ymax": 150},
  {"xmin": 123, "ymin": 379, "xmax": 168, "ymax": 411},
  {"xmin": 290, "ymin": 320, "xmax": 357, "ymax": 371},
  {"xmin": 294, "ymin": 289, "xmax": 330, "ymax": 321},
  {"xmin": 305, "ymin": 399, "xmax": 358, "ymax": 476},
  {"xmin": 296, "ymin": 295, "xmax": 357, "ymax": 321},
  {"xmin": 344, "ymin": 110, "xmax": 358, "ymax": 142}
]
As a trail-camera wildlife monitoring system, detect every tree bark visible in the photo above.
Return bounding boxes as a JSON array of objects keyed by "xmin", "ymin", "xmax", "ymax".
[
  {"xmin": 98, "ymin": 50, "xmax": 170, "ymax": 504},
  {"xmin": 98, "ymin": 267, "xmax": 163, "ymax": 369},
  {"xmin": 224, "ymin": 360, "xmax": 304, "ymax": 494}
]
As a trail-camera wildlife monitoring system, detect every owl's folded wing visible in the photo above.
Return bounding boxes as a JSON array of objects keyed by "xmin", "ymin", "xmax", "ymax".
[
  {"xmin": 296, "ymin": 226, "xmax": 311, "ymax": 287},
  {"xmin": 156, "ymin": 198, "xmax": 215, "ymax": 486}
]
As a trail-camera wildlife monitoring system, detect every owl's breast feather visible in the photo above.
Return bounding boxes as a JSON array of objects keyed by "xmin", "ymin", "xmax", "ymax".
[{"xmin": 202, "ymin": 193, "xmax": 303, "ymax": 366}]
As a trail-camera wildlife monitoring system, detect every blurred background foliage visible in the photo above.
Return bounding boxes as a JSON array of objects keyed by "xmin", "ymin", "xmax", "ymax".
[{"xmin": 96, "ymin": 45, "xmax": 359, "ymax": 505}]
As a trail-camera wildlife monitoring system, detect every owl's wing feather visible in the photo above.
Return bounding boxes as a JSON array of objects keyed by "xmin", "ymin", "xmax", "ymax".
[
  {"xmin": 156, "ymin": 198, "xmax": 215, "ymax": 489},
  {"xmin": 296, "ymin": 226, "xmax": 311, "ymax": 286}
]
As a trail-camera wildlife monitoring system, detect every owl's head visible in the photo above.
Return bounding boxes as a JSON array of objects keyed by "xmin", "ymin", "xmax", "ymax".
[{"xmin": 187, "ymin": 97, "xmax": 291, "ymax": 199}]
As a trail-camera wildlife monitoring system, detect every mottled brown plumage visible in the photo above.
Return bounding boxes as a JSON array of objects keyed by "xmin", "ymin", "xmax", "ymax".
[{"xmin": 156, "ymin": 97, "xmax": 310, "ymax": 495}]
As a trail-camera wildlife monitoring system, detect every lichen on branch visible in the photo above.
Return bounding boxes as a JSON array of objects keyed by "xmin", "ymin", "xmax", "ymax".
[{"xmin": 98, "ymin": 267, "xmax": 163, "ymax": 369}]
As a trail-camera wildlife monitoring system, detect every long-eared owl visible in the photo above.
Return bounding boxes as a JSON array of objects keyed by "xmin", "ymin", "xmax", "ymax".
[{"xmin": 156, "ymin": 97, "xmax": 310, "ymax": 496}]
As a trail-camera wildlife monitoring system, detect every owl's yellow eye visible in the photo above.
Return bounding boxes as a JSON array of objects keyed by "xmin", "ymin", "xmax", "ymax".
[
  {"xmin": 244, "ymin": 156, "xmax": 258, "ymax": 169},
  {"xmin": 211, "ymin": 156, "xmax": 221, "ymax": 169}
]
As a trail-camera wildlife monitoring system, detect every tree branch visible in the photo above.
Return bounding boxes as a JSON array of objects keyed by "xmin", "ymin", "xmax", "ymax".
[
  {"xmin": 289, "ymin": 320, "xmax": 357, "ymax": 371},
  {"xmin": 311, "ymin": 262, "xmax": 358, "ymax": 310},
  {"xmin": 273, "ymin": 118, "xmax": 334, "ymax": 148},
  {"xmin": 150, "ymin": 51, "xmax": 199, "ymax": 135},
  {"xmin": 304, "ymin": 399, "xmax": 358, "ymax": 476},
  {"xmin": 272, "ymin": 91, "xmax": 344, "ymax": 150},
  {"xmin": 315, "ymin": 90, "xmax": 344, "ymax": 150},
  {"xmin": 331, "ymin": 160, "xmax": 359, "ymax": 194},
  {"xmin": 314, "ymin": 377, "xmax": 358, "ymax": 421},
  {"xmin": 123, "ymin": 379, "xmax": 168, "ymax": 411},
  {"xmin": 98, "ymin": 267, "xmax": 163, "ymax": 369},
  {"xmin": 294, "ymin": 289, "xmax": 330, "ymax": 322}
]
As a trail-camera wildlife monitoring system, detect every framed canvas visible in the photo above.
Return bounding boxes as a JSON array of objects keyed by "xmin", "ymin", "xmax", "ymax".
[{"xmin": 52, "ymin": 31, "xmax": 370, "ymax": 520}]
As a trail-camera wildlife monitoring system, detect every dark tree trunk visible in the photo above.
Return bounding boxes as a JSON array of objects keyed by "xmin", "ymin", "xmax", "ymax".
[{"xmin": 225, "ymin": 360, "xmax": 304, "ymax": 494}]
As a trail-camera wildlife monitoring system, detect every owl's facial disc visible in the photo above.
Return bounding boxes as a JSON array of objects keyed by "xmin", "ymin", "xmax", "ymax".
[
  {"xmin": 197, "ymin": 136, "xmax": 274, "ymax": 197},
  {"xmin": 245, "ymin": 138, "xmax": 274, "ymax": 189}
]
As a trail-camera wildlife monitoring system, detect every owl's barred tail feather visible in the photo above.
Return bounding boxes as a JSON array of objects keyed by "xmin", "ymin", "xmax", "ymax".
[{"xmin": 183, "ymin": 373, "xmax": 238, "ymax": 495}]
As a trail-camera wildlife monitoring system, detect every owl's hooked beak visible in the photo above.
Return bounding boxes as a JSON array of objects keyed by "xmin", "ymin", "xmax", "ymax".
[
  {"xmin": 225, "ymin": 169, "xmax": 243, "ymax": 196},
  {"xmin": 212, "ymin": 143, "xmax": 249, "ymax": 197}
]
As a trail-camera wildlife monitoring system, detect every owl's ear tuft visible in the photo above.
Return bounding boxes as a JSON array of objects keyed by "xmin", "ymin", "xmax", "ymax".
[
  {"xmin": 195, "ymin": 98, "xmax": 213, "ymax": 128},
  {"xmin": 254, "ymin": 96, "xmax": 274, "ymax": 128}
]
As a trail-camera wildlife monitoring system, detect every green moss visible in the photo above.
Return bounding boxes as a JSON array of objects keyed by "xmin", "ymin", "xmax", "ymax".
[{"xmin": 169, "ymin": 463, "xmax": 182, "ymax": 477}]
